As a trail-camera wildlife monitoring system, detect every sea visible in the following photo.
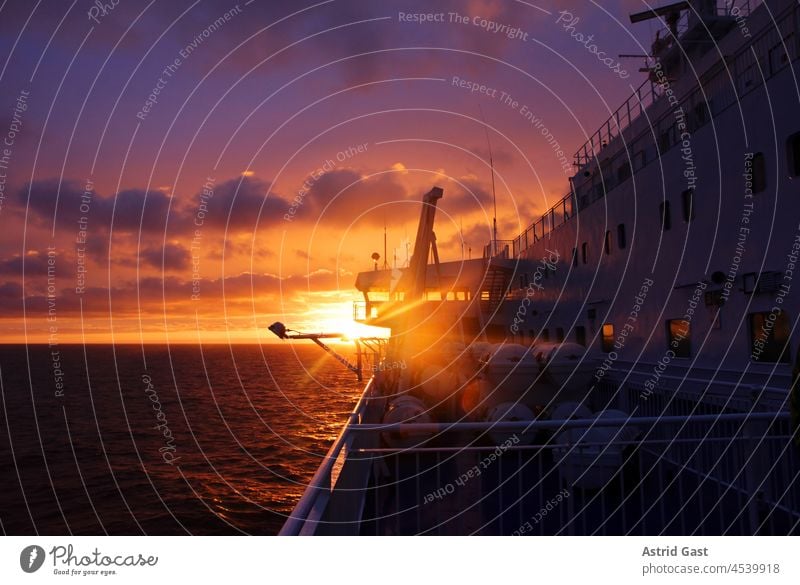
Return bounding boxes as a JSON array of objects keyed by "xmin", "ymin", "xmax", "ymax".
[{"xmin": 0, "ymin": 344, "xmax": 364, "ymax": 535}]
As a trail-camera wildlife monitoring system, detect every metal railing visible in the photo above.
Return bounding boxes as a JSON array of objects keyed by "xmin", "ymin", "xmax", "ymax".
[
  {"xmin": 280, "ymin": 376, "xmax": 798, "ymax": 535},
  {"xmin": 572, "ymin": 1, "xmax": 758, "ymax": 169},
  {"xmin": 278, "ymin": 377, "xmax": 379, "ymax": 536},
  {"xmin": 483, "ymin": 240, "xmax": 513, "ymax": 259},
  {"xmin": 573, "ymin": 76, "xmax": 661, "ymax": 168},
  {"xmin": 511, "ymin": 191, "xmax": 577, "ymax": 257},
  {"xmin": 352, "ymin": 411, "xmax": 797, "ymax": 535},
  {"xmin": 515, "ymin": 0, "xmax": 781, "ymax": 259}
]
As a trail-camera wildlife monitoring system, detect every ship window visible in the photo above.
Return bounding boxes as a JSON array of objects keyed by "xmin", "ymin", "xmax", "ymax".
[
  {"xmin": 666, "ymin": 319, "xmax": 691, "ymax": 358},
  {"xmin": 749, "ymin": 311, "xmax": 791, "ymax": 363},
  {"xmin": 787, "ymin": 132, "xmax": 800, "ymax": 177},
  {"xmin": 617, "ymin": 223, "xmax": 627, "ymax": 249},
  {"xmin": 751, "ymin": 152, "xmax": 766, "ymax": 194},
  {"xmin": 600, "ymin": 159, "xmax": 613, "ymax": 186},
  {"xmin": 770, "ymin": 42, "xmax": 790, "ymax": 74},
  {"xmin": 660, "ymin": 201, "xmax": 672, "ymax": 231},
  {"xmin": 681, "ymin": 189, "xmax": 695, "ymax": 222},
  {"xmin": 556, "ymin": 327, "xmax": 565, "ymax": 342},
  {"xmin": 617, "ymin": 161, "xmax": 631, "ymax": 184},
  {"xmin": 572, "ymin": 247, "xmax": 578, "ymax": 267},
  {"xmin": 575, "ymin": 326, "xmax": 586, "ymax": 347},
  {"xmin": 542, "ymin": 329, "xmax": 550, "ymax": 342},
  {"xmin": 636, "ymin": 149, "xmax": 647, "ymax": 170},
  {"xmin": 604, "ymin": 231, "xmax": 612, "ymax": 255},
  {"xmin": 658, "ymin": 133, "xmax": 669, "ymax": 153},
  {"xmin": 581, "ymin": 242, "xmax": 588, "ymax": 264},
  {"xmin": 601, "ymin": 324, "xmax": 614, "ymax": 353},
  {"xmin": 691, "ymin": 102, "xmax": 708, "ymax": 130}
]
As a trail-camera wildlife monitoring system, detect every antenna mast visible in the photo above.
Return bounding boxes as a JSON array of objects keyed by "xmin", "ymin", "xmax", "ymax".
[
  {"xmin": 383, "ymin": 220, "xmax": 389, "ymax": 269},
  {"xmin": 479, "ymin": 104, "xmax": 498, "ymax": 254}
]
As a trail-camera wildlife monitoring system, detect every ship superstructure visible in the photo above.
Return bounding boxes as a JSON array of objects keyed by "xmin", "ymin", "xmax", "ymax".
[{"xmin": 275, "ymin": 0, "xmax": 800, "ymax": 536}]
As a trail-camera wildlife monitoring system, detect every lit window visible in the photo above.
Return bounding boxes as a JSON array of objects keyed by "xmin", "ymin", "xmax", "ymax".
[
  {"xmin": 749, "ymin": 311, "xmax": 791, "ymax": 363},
  {"xmin": 666, "ymin": 319, "xmax": 691, "ymax": 358},
  {"xmin": 601, "ymin": 323, "xmax": 614, "ymax": 353}
]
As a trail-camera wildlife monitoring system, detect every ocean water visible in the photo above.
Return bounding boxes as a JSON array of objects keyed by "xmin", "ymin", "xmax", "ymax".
[{"xmin": 0, "ymin": 344, "xmax": 364, "ymax": 535}]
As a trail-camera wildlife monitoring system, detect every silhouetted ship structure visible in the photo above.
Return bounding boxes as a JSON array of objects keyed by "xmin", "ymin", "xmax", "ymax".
[{"xmin": 274, "ymin": 0, "xmax": 799, "ymax": 535}]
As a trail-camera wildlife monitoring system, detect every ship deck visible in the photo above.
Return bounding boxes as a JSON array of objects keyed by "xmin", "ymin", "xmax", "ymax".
[{"xmin": 282, "ymin": 378, "xmax": 800, "ymax": 536}]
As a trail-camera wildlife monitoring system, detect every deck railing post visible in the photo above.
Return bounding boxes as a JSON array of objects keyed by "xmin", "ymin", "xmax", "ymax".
[{"xmin": 743, "ymin": 411, "xmax": 768, "ymax": 534}]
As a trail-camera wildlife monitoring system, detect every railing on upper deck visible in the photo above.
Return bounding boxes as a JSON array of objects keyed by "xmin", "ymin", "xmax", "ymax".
[
  {"xmin": 572, "ymin": 0, "xmax": 757, "ymax": 169},
  {"xmin": 513, "ymin": 0, "xmax": 771, "ymax": 259},
  {"xmin": 511, "ymin": 191, "xmax": 577, "ymax": 258},
  {"xmin": 572, "ymin": 77, "xmax": 661, "ymax": 168},
  {"xmin": 483, "ymin": 240, "xmax": 513, "ymax": 259}
]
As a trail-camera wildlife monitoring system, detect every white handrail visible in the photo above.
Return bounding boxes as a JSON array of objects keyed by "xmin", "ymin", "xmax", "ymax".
[
  {"xmin": 278, "ymin": 377, "xmax": 377, "ymax": 536},
  {"xmin": 346, "ymin": 411, "xmax": 788, "ymax": 433}
]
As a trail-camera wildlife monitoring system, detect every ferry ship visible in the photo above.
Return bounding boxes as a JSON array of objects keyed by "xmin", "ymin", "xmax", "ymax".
[{"xmin": 273, "ymin": 0, "xmax": 800, "ymax": 535}]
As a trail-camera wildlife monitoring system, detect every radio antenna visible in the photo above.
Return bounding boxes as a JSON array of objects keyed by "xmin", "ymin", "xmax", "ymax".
[
  {"xmin": 383, "ymin": 219, "xmax": 388, "ymax": 269},
  {"xmin": 478, "ymin": 104, "xmax": 498, "ymax": 253}
]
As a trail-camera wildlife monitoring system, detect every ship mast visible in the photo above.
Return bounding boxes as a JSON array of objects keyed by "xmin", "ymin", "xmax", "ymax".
[{"xmin": 479, "ymin": 105, "xmax": 498, "ymax": 254}]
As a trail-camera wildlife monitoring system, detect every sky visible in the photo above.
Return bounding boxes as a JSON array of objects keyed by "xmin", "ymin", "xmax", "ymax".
[{"xmin": 0, "ymin": 0, "xmax": 659, "ymax": 343}]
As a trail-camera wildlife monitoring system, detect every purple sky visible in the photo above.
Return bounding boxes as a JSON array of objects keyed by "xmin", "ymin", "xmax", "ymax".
[{"xmin": 0, "ymin": 0, "xmax": 661, "ymax": 341}]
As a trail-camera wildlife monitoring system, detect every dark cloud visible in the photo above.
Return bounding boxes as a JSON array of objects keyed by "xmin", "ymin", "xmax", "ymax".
[
  {"xmin": 189, "ymin": 176, "xmax": 289, "ymax": 231},
  {"xmin": 16, "ymin": 175, "xmax": 297, "ymax": 240},
  {"xmin": 18, "ymin": 179, "xmax": 179, "ymax": 235},
  {"xmin": 304, "ymin": 168, "xmax": 417, "ymax": 226},
  {"xmin": 141, "ymin": 243, "xmax": 191, "ymax": 271},
  {"xmin": 0, "ymin": 281, "xmax": 23, "ymax": 298},
  {"xmin": 442, "ymin": 176, "xmax": 495, "ymax": 215},
  {"xmin": 0, "ymin": 250, "xmax": 52, "ymax": 277},
  {"xmin": 0, "ymin": 268, "xmax": 350, "ymax": 318}
]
